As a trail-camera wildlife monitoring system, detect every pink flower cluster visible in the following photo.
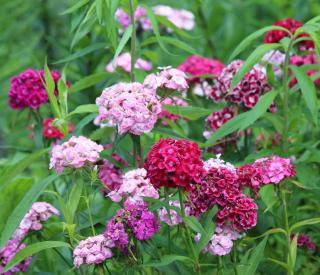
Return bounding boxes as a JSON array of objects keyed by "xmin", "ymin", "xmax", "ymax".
[
  {"xmin": 290, "ymin": 53, "xmax": 320, "ymax": 87},
  {"xmin": 104, "ymin": 200, "xmax": 159, "ymax": 249},
  {"xmin": 106, "ymin": 52, "xmax": 152, "ymax": 73},
  {"xmin": 291, "ymin": 233, "xmax": 316, "ymax": 251},
  {"xmin": 158, "ymin": 200, "xmax": 183, "ymax": 226},
  {"xmin": 195, "ymin": 225, "xmax": 241, "ymax": 256},
  {"xmin": 115, "ymin": 6, "xmax": 151, "ymax": 30},
  {"xmin": 159, "ymin": 96, "xmax": 188, "ymax": 125},
  {"xmin": 144, "ymin": 138, "xmax": 204, "ymax": 190},
  {"xmin": 8, "ymin": 68, "xmax": 62, "ymax": 110},
  {"xmin": 262, "ymin": 50, "xmax": 286, "ymax": 78},
  {"xmin": 95, "ymin": 82, "xmax": 161, "ymax": 135},
  {"xmin": 0, "ymin": 240, "xmax": 32, "ymax": 275},
  {"xmin": 49, "ymin": 136, "xmax": 103, "ymax": 173},
  {"xmin": 188, "ymin": 157, "xmax": 258, "ymax": 231},
  {"xmin": 143, "ymin": 67, "xmax": 189, "ymax": 93},
  {"xmin": 237, "ymin": 155, "xmax": 296, "ymax": 193},
  {"xmin": 13, "ymin": 202, "xmax": 59, "ymax": 242},
  {"xmin": 178, "ymin": 55, "xmax": 225, "ymax": 82},
  {"xmin": 211, "ymin": 60, "xmax": 272, "ymax": 109},
  {"xmin": 108, "ymin": 168, "xmax": 159, "ymax": 202},
  {"xmin": 73, "ymin": 235, "xmax": 114, "ymax": 268}
]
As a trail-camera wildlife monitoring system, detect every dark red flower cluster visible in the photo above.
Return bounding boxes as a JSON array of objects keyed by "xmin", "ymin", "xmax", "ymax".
[
  {"xmin": 290, "ymin": 53, "xmax": 320, "ymax": 87},
  {"xmin": 178, "ymin": 55, "xmax": 225, "ymax": 82},
  {"xmin": 42, "ymin": 118, "xmax": 74, "ymax": 139},
  {"xmin": 8, "ymin": 68, "xmax": 63, "ymax": 110},
  {"xmin": 264, "ymin": 19, "xmax": 313, "ymax": 49},
  {"xmin": 188, "ymin": 160, "xmax": 258, "ymax": 232},
  {"xmin": 144, "ymin": 138, "xmax": 204, "ymax": 190},
  {"xmin": 210, "ymin": 60, "xmax": 273, "ymax": 109},
  {"xmin": 291, "ymin": 233, "xmax": 316, "ymax": 251},
  {"xmin": 204, "ymin": 107, "xmax": 236, "ymax": 136}
]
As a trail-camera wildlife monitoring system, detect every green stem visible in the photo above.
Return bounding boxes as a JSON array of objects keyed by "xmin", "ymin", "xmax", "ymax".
[
  {"xmin": 131, "ymin": 134, "xmax": 142, "ymax": 168},
  {"xmin": 129, "ymin": 0, "xmax": 136, "ymax": 82},
  {"xmin": 178, "ymin": 188, "xmax": 201, "ymax": 275},
  {"xmin": 217, "ymin": 256, "xmax": 224, "ymax": 275}
]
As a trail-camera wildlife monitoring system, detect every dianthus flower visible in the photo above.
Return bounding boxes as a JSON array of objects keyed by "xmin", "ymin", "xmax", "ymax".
[
  {"xmin": 42, "ymin": 118, "xmax": 74, "ymax": 139},
  {"xmin": 0, "ymin": 240, "xmax": 32, "ymax": 275},
  {"xmin": 95, "ymin": 82, "xmax": 161, "ymax": 135},
  {"xmin": 158, "ymin": 200, "xmax": 183, "ymax": 226},
  {"xmin": 106, "ymin": 52, "xmax": 152, "ymax": 73},
  {"xmin": 13, "ymin": 202, "xmax": 59, "ymax": 242},
  {"xmin": 291, "ymin": 233, "xmax": 316, "ymax": 251},
  {"xmin": 290, "ymin": 53, "xmax": 320, "ymax": 87},
  {"xmin": 49, "ymin": 136, "xmax": 103, "ymax": 173},
  {"xmin": 144, "ymin": 138, "xmax": 204, "ymax": 190},
  {"xmin": 159, "ymin": 96, "xmax": 188, "ymax": 125},
  {"xmin": 115, "ymin": 6, "xmax": 151, "ymax": 30},
  {"xmin": 73, "ymin": 235, "xmax": 114, "ymax": 268},
  {"xmin": 195, "ymin": 225, "xmax": 241, "ymax": 256},
  {"xmin": 143, "ymin": 67, "xmax": 189, "ymax": 93},
  {"xmin": 262, "ymin": 50, "xmax": 286, "ymax": 78},
  {"xmin": 108, "ymin": 168, "xmax": 159, "ymax": 202},
  {"xmin": 8, "ymin": 68, "xmax": 63, "ymax": 110},
  {"xmin": 264, "ymin": 18, "xmax": 313, "ymax": 49},
  {"xmin": 210, "ymin": 60, "xmax": 272, "ymax": 109},
  {"xmin": 178, "ymin": 55, "xmax": 225, "ymax": 83}
]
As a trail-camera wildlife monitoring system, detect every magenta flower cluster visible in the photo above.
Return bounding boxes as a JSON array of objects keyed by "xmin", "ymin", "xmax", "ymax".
[
  {"xmin": 106, "ymin": 52, "xmax": 152, "ymax": 73},
  {"xmin": 95, "ymin": 82, "xmax": 161, "ymax": 135},
  {"xmin": 8, "ymin": 68, "xmax": 62, "ymax": 110},
  {"xmin": 210, "ymin": 60, "xmax": 272, "ymax": 109},
  {"xmin": 159, "ymin": 96, "xmax": 188, "ymax": 125},
  {"xmin": 49, "ymin": 136, "xmax": 103, "ymax": 173},
  {"xmin": 108, "ymin": 168, "xmax": 159, "ymax": 202},
  {"xmin": 73, "ymin": 235, "xmax": 114, "ymax": 268}
]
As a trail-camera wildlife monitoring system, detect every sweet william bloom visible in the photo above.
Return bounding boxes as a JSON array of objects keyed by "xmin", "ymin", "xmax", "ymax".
[
  {"xmin": 158, "ymin": 200, "xmax": 183, "ymax": 226},
  {"xmin": 13, "ymin": 202, "xmax": 59, "ymax": 242},
  {"xmin": 108, "ymin": 168, "xmax": 159, "ymax": 202},
  {"xmin": 159, "ymin": 96, "xmax": 188, "ymax": 125},
  {"xmin": 291, "ymin": 233, "xmax": 316, "ymax": 251},
  {"xmin": 144, "ymin": 138, "xmax": 204, "ymax": 190},
  {"xmin": 95, "ymin": 82, "xmax": 161, "ymax": 135},
  {"xmin": 106, "ymin": 52, "xmax": 152, "ymax": 73},
  {"xmin": 73, "ymin": 235, "xmax": 114, "ymax": 268},
  {"xmin": 0, "ymin": 240, "xmax": 32, "ymax": 275},
  {"xmin": 8, "ymin": 68, "xmax": 63, "ymax": 110},
  {"xmin": 262, "ymin": 50, "xmax": 286, "ymax": 78},
  {"xmin": 49, "ymin": 136, "xmax": 103, "ymax": 173},
  {"xmin": 42, "ymin": 118, "xmax": 74, "ymax": 139},
  {"xmin": 143, "ymin": 67, "xmax": 189, "ymax": 93},
  {"xmin": 115, "ymin": 6, "xmax": 152, "ymax": 30}
]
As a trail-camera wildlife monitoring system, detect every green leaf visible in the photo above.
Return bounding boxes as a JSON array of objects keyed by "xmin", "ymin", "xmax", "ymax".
[
  {"xmin": 57, "ymin": 76, "xmax": 68, "ymax": 118},
  {"xmin": 72, "ymin": 113, "xmax": 97, "ymax": 136},
  {"xmin": 142, "ymin": 255, "xmax": 191, "ymax": 267},
  {"xmin": 291, "ymin": 65, "xmax": 318, "ymax": 125},
  {"xmin": 162, "ymin": 105, "xmax": 218, "ymax": 121},
  {"xmin": 289, "ymin": 234, "xmax": 298, "ymax": 269},
  {"xmin": 3, "ymin": 241, "xmax": 71, "ymax": 272},
  {"xmin": 290, "ymin": 217, "xmax": 320, "ymax": 232},
  {"xmin": 244, "ymin": 228, "xmax": 287, "ymax": 241},
  {"xmin": 162, "ymin": 118, "xmax": 187, "ymax": 138},
  {"xmin": 230, "ymin": 43, "xmax": 281, "ymax": 92},
  {"xmin": 96, "ymin": 0, "xmax": 104, "ymax": 24},
  {"xmin": 230, "ymin": 26, "xmax": 290, "ymax": 60},
  {"xmin": 112, "ymin": 24, "xmax": 133, "ymax": 68},
  {"xmin": 0, "ymin": 175, "xmax": 59, "ymax": 249},
  {"xmin": 62, "ymin": 0, "xmax": 90, "ymax": 15},
  {"xmin": 205, "ymin": 90, "xmax": 278, "ymax": 146},
  {"xmin": 69, "ymin": 72, "xmax": 109, "ymax": 93},
  {"xmin": 260, "ymin": 185, "xmax": 277, "ymax": 213},
  {"xmin": 155, "ymin": 15, "xmax": 193, "ymax": 39},
  {"xmin": 67, "ymin": 176, "xmax": 83, "ymax": 223},
  {"xmin": 68, "ymin": 104, "xmax": 98, "ymax": 117},
  {"xmin": 53, "ymin": 43, "xmax": 106, "ymax": 64},
  {"xmin": 0, "ymin": 149, "xmax": 49, "ymax": 190}
]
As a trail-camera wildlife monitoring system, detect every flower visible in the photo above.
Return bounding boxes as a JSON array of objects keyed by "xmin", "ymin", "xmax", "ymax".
[
  {"xmin": 115, "ymin": 6, "xmax": 151, "ymax": 30},
  {"xmin": 73, "ymin": 235, "xmax": 114, "ymax": 268},
  {"xmin": 0, "ymin": 240, "xmax": 32, "ymax": 275},
  {"xmin": 264, "ymin": 18, "xmax": 313, "ymax": 49},
  {"xmin": 13, "ymin": 202, "xmax": 59, "ymax": 242},
  {"xmin": 262, "ymin": 50, "xmax": 286, "ymax": 78},
  {"xmin": 95, "ymin": 82, "xmax": 161, "ymax": 135},
  {"xmin": 49, "ymin": 136, "xmax": 103, "ymax": 173},
  {"xmin": 8, "ymin": 68, "xmax": 63, "ymax": 110},
  {"xmin": 143, "ymin": 68, "xmax": 189, "ymax": 93},
  {"xmin": 159, "ymin": 96, "xmax": 188, "ymax": 125},
  {"xmin": 106, "ymin": 52, "xmax": 152, "ymax": 73},
  {"xmin": 291, "ymin": 233, "xmax": 316, "ymax": 251},
  {"xmin": 158, "ymin": 200, "xmax": 183, "ymax": 226},
  {"xmin": 144, "ymin": 138, "xmax": 204, "ymax": 190},
  {"xmin": 42, "ymin": 118, "xmax": 74, "ymax": 139},
  {"xmin": 210, "ymin": 60, "xmax": 272, "ymax": 109},
  {"xmin": 108, "ymin": 168, "xmax": 159, "ymax": 202},
  {"xmin": 178, "ymin": 55, "xmax": 225, "ymax": 83}
]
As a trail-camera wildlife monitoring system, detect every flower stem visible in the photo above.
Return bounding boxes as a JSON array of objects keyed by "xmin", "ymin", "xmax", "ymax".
[{"xmin": 129, "ymin": 0, "xmax": 136, "ymax": 82}]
